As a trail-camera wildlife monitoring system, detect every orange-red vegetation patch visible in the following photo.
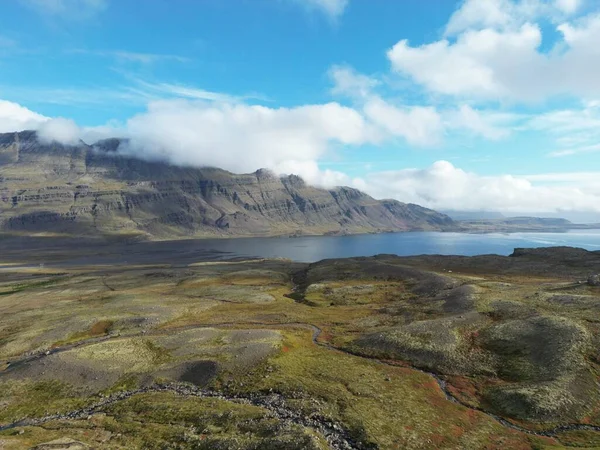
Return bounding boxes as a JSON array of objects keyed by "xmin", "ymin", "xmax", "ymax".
[
  {"xmin": 465, "ymin": 407, "xmax": 481, "ymax": 424},
  {"xmin": 318, "ymin": 330, "xmax": 334, "ymax": 343},
  {"xmin": 483, "ymin": 435, "xmax": 532, "ymax": 450},
  {"xmin": 446, "ymin": 376, "xmax": 480, "ymax": 407},
  {"xmin": 428, "ymin": 432, "xmax": 447, "ymax": 446},
  {"xmin": 530, "ymin": 435, "xmax": 561, "ymax": 447},
  {"xmin": 90, "ymin": 320, "xmax": 113, "ymax": 336},
  {"xmin": 450, "ymin": 424, "xmax": 464, "ymax": 438}
]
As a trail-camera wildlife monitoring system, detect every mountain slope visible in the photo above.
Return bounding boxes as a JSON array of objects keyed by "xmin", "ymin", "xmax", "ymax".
[{"xmin": 0, "ymin": 131, "xmax": 455, "ymax": 239}]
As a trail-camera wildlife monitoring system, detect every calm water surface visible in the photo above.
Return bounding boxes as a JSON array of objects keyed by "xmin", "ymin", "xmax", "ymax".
[
  {"xmin": 8, "ymin": 230, "xmax": 600, "ymax": 268},
  {"xmin": 199, "ymin": 229, "xmax": 600, "ymax": 263}
]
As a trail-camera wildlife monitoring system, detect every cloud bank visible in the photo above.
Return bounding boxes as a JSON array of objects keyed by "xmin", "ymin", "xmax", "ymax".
[
  {"xmin": 363, "ymin": 161, "xmax": 600, "ymax": 214},
  {"xmin": 1, "ymin": 96, "xmax": 599, "ymax": 214},
  {"xmin": 0, "ymin": 100, "xmax": 48, "ymax": 132}
]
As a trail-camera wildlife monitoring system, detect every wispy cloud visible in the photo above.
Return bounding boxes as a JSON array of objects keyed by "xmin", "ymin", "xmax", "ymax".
[
  {"xmin": 548, "ymin": 144, "xmax": 600, "ymax": 157},
  {"xmin": 289, "ymin": 0, "xmax": 349, "ymax": 20},
  {"xmin": 21, "ymin": 0, "xmax": 108, "ymax": 20},
  {"xmin": 0, "ymin": 78, "xmax": 267, "ymax": 109},
  {"xmin": 0, "ymin": 85, "xmax": 150, "ymax": 108},
  {"xmin": 133, "ymin": 80, "xmax": 269, "ymax": 103},
  {"xmin": 69, "ymin": 49, "xmax": 191, "ymax": 64},
  {"xmin": 528, "ymin": 103, "xmax": 600, "ymax": 158}
]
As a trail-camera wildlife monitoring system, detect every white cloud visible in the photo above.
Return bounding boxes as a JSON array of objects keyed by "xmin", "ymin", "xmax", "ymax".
[
  {"xmin": 0, "ymin": 100, "xmax": 48, "ymax": 132},
  {"xmin": 525, "ymin": 171, "xmax": 600, "ymax": 183},
  {"xmin": 445, "ymin": 0, "xmax": 515, "ymax": 35},
  {"xmin": 329, "ymin": 65, "xmax": 379, "ymax": 99},
  {"xmin": 273, "ymin": 159, "xmax": 354, "ymax": 187},
  {"xmin": 555, "ymin": 0, "xmax": 583, "ymax": 15},
  {"xmin": 530, "ymin": 105, "xmax": 600, "ymax": 133},
  {"xmin": 37, "ymin": 118, "xmax": 81, "ymax": 145},
  {"xmin": 390, "ymin": 2, "xmax": 600, "ymax": 102},
  {"xmin": 445, "ymin": 0, "xmax": 583, "ymax": 36},
  {"xmin": 296, "ymin": 0, "xmax": 348, "ymax": 19},
  {"xmin": 329, "ymin": 66, "xmax": 516, "ymax": 143},
  {"xmin": 361, "ymin": 161, "xmax": 600, "ymax": 213},
  {"xmin": 528, "ymin": 102, "xmax": 600, "ymax": 156},
  {"xmin": 21, "ymin": 0, "xmax": 107, "ymax": 19},
  {"xmin": 122, "ymin": 99, "xmax": 373, "ymax": 175},
  {"xmin": 328, "ymin": 67, "xmax": 447, "ymax": 146},
  {"xmin": 388, "ymin": 24, "xmax": 548, "ymax": 101},
  {"xmin": 363, "ymin": 97, "xmax": 443, "ymax": 146},
  {"xmin": 446, "ymin": 105, "xmax": 513, "ymax": 140}
]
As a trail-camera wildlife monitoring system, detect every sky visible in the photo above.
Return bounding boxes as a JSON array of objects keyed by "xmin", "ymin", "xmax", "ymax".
[{"xmin": 1, "ymin": 0, "xmax": 600, "ymax": 219}]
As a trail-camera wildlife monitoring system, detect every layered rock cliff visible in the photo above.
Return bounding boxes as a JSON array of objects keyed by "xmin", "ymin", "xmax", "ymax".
[{"xmin": 0, "ymin": 131, "xmax": 455, "ymax": 239}]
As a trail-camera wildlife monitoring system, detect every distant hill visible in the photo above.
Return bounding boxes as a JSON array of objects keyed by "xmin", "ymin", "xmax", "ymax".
[
  {"xmin": 442, "ymin": 210, "xmax": 506, "ymax": 221},
  {"xmin": 445, "ymin": 210, "xmax": 600, "ymax": 225},
  {"xmin": 0, "ymin": 131, "xmax": 455, "ymax": 240},
  {"xmin": 456, "ymin": 216, "xmax": 600, "ymax": 232}
]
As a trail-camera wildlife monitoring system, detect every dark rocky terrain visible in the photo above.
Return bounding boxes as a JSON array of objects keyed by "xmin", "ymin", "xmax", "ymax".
[{"xmin": 0, "ymin": 131, "xmax": 454, "ymax": 239}]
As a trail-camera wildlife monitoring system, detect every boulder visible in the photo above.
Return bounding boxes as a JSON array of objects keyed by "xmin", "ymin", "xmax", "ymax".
[{"xmin": 588, "ymin": 274, "xmax": 600, "ymax": 286}]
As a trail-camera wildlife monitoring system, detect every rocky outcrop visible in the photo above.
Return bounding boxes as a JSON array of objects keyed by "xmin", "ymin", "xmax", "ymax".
[{"xmin": 0, "ymin": 131, "xmax": 455, "ymax": 239}]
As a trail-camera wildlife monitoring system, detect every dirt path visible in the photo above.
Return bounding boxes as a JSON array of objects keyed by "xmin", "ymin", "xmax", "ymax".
[{"xmin": 2, "ymin": 321, "xmax": 600, "ymax": 444}]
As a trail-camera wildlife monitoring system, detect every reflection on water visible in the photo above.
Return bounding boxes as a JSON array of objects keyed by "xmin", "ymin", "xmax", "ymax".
[{"xmin": 199, "ymin": 229, "xmax": 600, "ymax": 263}]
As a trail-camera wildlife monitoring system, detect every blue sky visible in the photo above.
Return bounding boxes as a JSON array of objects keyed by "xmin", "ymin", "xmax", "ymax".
[{"xmin": 1, "ymin": 0, "xmax": 599, "ymax": 217}]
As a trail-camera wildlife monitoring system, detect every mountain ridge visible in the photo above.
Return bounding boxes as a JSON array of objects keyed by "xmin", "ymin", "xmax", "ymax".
[{"xmin": 0, "ymin": 131, "xmax": 455, "ymax": 240}]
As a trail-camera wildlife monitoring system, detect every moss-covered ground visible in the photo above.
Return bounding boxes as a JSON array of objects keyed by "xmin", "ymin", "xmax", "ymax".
[{"xmin": 1, "ymin": 248, "xmax": 600, "ymax": 448}]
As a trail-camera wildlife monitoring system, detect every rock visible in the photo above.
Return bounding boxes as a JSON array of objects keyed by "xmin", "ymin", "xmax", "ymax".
[
  {"xmin": 29, "ymin": 437, "xmax": 89, "ymax": 450},
  {"xmin": 588, "ymin": 274, "xmax": 600, "ymax": 286}
]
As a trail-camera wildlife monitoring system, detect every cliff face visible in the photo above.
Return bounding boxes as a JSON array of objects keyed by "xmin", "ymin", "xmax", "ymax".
[{"xmin": 0, "ymin": 131, "xmax": 455, "ymax": 239}]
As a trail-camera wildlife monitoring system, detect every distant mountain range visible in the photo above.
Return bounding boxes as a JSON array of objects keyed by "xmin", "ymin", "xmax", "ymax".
[
  {"xmin": 455, "ymin": 216, "xmax": 595, "ymax": 233},
  {"xmin": 444, "ymin": 210, "xmax": 600, "ymax": 225},
  {"xmin": 0, "ymin": 131, "xmax": 456, "ymax": 240}
]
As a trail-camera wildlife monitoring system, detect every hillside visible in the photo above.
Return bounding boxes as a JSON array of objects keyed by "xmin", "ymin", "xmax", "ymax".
[{"xmin": 0, "ymin": 131, "xmax": 454, "ymax": 239}]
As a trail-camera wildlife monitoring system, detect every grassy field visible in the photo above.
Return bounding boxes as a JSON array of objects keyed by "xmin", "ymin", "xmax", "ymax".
[{"xmin": 1, "ymin": 248, "xmax": 600, "ymax": 448}]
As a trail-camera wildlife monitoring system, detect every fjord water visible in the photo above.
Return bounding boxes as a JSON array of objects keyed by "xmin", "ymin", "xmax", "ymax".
[
  {"xmin": 7, "ymin": 230, "xmax": 600, "ymax": 269},
  {"xmin": 201, "ymin": 229, "xmax": 600, "ymax": 263}
]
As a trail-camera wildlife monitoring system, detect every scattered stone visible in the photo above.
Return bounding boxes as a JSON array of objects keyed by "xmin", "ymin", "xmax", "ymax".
[
  {"xmin": 1, "ymin": 383, "xmax": 365, "ymax": 449},
  {"xmin": 30, "ymin": 437, "xmax": 89, "ymax": 450}
]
